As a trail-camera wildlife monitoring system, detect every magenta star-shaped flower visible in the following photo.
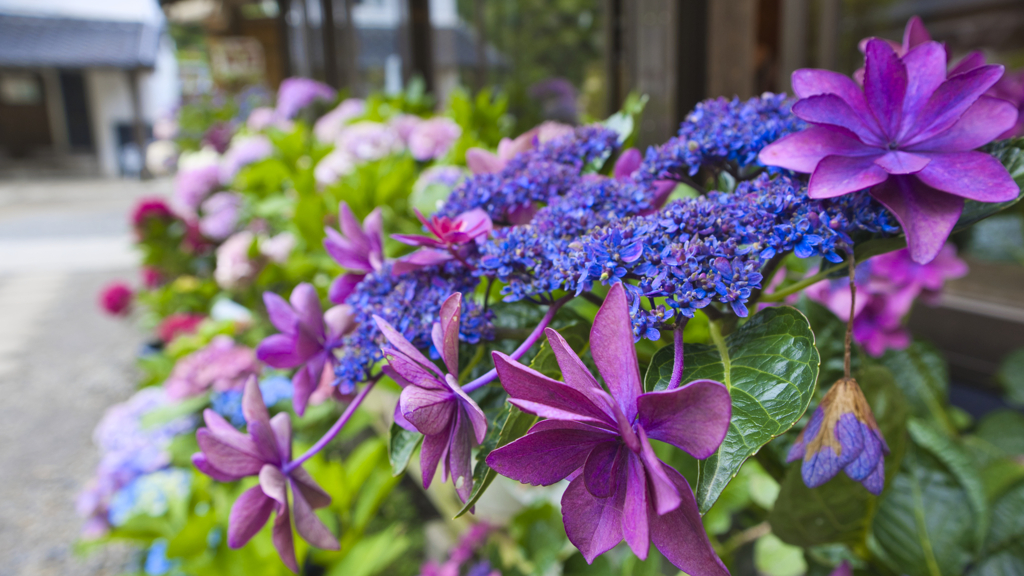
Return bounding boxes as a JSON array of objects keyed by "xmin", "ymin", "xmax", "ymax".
[
  {"xmin": 323, "ymin": 202, "xmax": 385, "ymax": 304},
  {"xmin": 391, "ymin": 209, "xmax": 492, "ymax": 275},
  {"xmin": 485, "ymin": 283, "xmax": 732, "ymax": 575},
  {"xmin": 374, "ymin": 293, "xmax": 487, "ymax": 502},
  {"xmin": 192, "ymin": 378, "xmax": 338, "ymax": 572},
  {"xmin": 759, "ymin": 38, "xmax": 1019, "ymax": 263}
]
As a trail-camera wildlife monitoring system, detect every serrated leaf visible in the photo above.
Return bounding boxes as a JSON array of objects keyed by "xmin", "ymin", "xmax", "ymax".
[
  {"xmin": 976, "ymin": 410, "xmax": 1024, "ymax": 457},
  {"xmin": 387, "ymin": 423, "xmax": 421, "ymax": 476},
  {"xmin": 769, "ymin": 365, "xmax": 908, "ymax": 547},
  {"xmin": 455, "ymin": 403, "xmax": 537, "ymax": 518},
  {"xmin": 869, "ymin": 445, "xmax": 975, "ymax": 576},
  {"xmin": 968, "ymin": 480, "xmax": 1024, "ymax": 576},
  {"xmin": 683, "ymin": 306, "xmax": 819, "ymax": 513},
  {"xmin": 997, "ymin": 348, "xmax": 1024, "ymax": 407},
  {"xmin": 908, "ymin": 417, "xmax": 990, "ymax": 552},
  {"xmin": 644, "ymin": 343, "xmax": 676, "ymax": 392}
]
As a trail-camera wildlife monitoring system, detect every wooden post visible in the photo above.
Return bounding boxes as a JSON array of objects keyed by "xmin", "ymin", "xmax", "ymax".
[
  {"xmin": 777, "ymin": 0, "xmax": 809, "ymax": 93},
  {"xmin": 628, "ymin": 0, "xmax": 680, "ymax": 147},
  {"xmin": 320, "ymin": 0, "xmax": 338, "ymax": 88},
  {"xmin": 676, "ymin": 0, "xmax": 708, "ymax": 116},
  {"xmin": 405, "ymin": 0, "xmax": 435, "ymax": 94},
  {"xmin": 276, "ymin": 0, "xmax": 292, "ymax": 80},
  {"xmin": 604, "ymin": 0, "xmax": 624, "ymax": 115},
  {"xmin": 127, "ymin": 68, "xmax": 150, "ymax": 180},
  {"xmin": 473, "ymin": 0, "xmax": 488, "ymax": 91},
  {"xmin": 817, "ymin": 0, "xmax": 841, "ymax": 70},
  {"xmin": 707, "ymin": 0, "xmax": 757, "ymax": 98},
  {"xmin": 340, "ymin": 0, "xmax": 361, "ymax": 95}
]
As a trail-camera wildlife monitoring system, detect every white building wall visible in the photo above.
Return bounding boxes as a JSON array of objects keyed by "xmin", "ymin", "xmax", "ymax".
[{"xmin": 85, "ymin": 68, "xmax": 132, "ymax": 177}]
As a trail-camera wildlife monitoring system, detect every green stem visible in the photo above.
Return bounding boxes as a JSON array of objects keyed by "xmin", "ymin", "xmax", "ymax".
[
  {"xmin": 709, "ymin": 320, "xmax": 731, "ymax": 391},
  {"xmin": 759, "ymin": 262, "xmax": 846, "ymax": 303}
]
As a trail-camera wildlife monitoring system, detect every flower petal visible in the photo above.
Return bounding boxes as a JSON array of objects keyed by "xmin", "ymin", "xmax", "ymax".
[
  {"xmin": 400, "ymin": 385, "xmax": 455, "ymax": 436},
  {"xmin": 420, "ymin": 425, "xmax": 451, "ymax": 489},
  {"xmin": 492, "ymin": 351, "xmax": 615, "ymax": 426},
  {"xmin": 437, "ymin": 293, "xmax": 462, "ymax": 376},
  {"xmin": 637, "ymin": 427, "xmax": 681, "ymax": 515},
  {"xmin": 908, "ymin": 96, "xmax": 1019, "ymax": 152},
  {"xmin": 914, "ymin": 151, "xmax": 1021, "ymax": 202},
  {"xmin": 870, "ymin": 176, "xmax": 964, "ymax": 264},
  {"xmin": 591, "ymin": 283, "xmax": 643, "ymax": 419},
  {"xmin": 196, "ymin": 428, "xmax": 264, "ymax": 477},
  {"xmin": 791, "ymin": 69, "xmax": 881, "ymax": 138},
  {"xmin": 327, "ymin": 272, "xmax": 365, "ymax": 304},
  {"xmin": 614, "ymin": 148, "xmax": 642, "ymax": 179},
  {"xmin": 486, "ymin": 420, "xmax": 616, "ymax": 485},
  {"xmin": 391, "ymin": 248, "xmax": 453, "ymax": 275},
  {"xmin": 374, "ymin": 316, "xmax": 444, "ymax": 379},
  {"xmin": 874, "ymin": 150, "xmax": 930, "ymax": 175},
  {"xmin": 808, "ymin": 154, "xmax": 888, "ymax": 198},
  {"xmin": 863, "ymin": 39, "xmax": 908, "ymax": 139},
  {"xmin": 271, "ymin": 501, "xmax": 298, "ymax": 573},
  {"xmin": 289, "ymin": 476, "xmax": 339, "ymax": 550},
  {"xmin": 447, "ymin": 410, "xmax": 475, "ymax": 503},
  {"xmin": 466, "ymin": 147, "xmax": 503, "ymax": 174},
  {"xmin": 583, "ymin": 441, "xmax": 627, "ymax": 498},
  {"xmin": 650, "ymin": 466, "xmax": 730, "ymax": 576},
  {"xmin": 264, "ymin": 292, "xmax": 298, "ymax": 334},
  {"xmin": 227, "ymin": 484, "xmax": 275, "ymax": 548},
  {"xmin": 289, "ymin": 283, "xmax": 324, "ymax": 338},
  {"xmin": 544, "ymin": 327, "xmax": 615, "ymax": 420},
  {"xmin": 192, "ymin": 452, "xmax": 242, "ymax": 482},
  {"xmin": 449, "ymin": 377, "xmax": 488, "ymax": 444},
  {"xmin": 561, "ymin": 475, "xmax": 625, "ymax": 564},
  {"xmin": 899, "ymin": 42, "xmax": 947, "ymax": 135},
  {"xmin": 792, "ymin": 95, "xmax": 879, "ymax": 145},
  {"xmin": 758, "ymin": 126, "xmax": 877, "ymax": 174},
  {"xmin": 905, "ymin": 64, "xmax": 1006, "ymax": 145},
  {"xmin": 337, "ymin": 202, "xmax": 371, "ymax": 254},
  {"xmin": 621, "ymin": 454, "xmax": 650, "ymax": 560},
  {"xmin": 637, "ymin": 379, "xmax": 732, "ymax": 459},
  {"xmin": 257, "ymin": 334, "xmax": 300, "ymax": 368}
]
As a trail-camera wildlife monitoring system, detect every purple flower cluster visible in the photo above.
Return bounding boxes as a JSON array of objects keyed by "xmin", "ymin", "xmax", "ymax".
[
  {"xmin": 637, "ymin": 93, "xmax": 806, "ymax": 182},
  {"xmin": 332, "ymin": 262, "xmax": 494, "ymax": 392},
  {"xmin": 439, "ymin": 125, "xmax": 621, "ymax": 224}
]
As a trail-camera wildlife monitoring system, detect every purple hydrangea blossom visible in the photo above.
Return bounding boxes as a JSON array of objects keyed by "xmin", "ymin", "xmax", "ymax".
[
  {"xmin": 759, "ymin": 39, "xmax": 1020, "ymax": 263},
  {"xmin": 466, "ymin": 128, "xmax": 540, "ymax": 175},
  {"xmin": 787, "ymin": 377, "xmax": 890, "ymax": 494},
  {"xmin": 313, "ymin": 98, "xmax": 366, "ymax": 143},
  {"xmin": 485, "ymin": 284, "xmax": 731, "ymax": 574},
  {"xmin": 164, "ymin": 335, "xmax": 261, "ymax": 400},
  {"xmin": 174, "ymin": 162, "xmax": 220, "ymax": 215},
  {"xmin": 275, "ymin": 77, "xmax": 336, "ymax": 120},
  {"xmin": 393, "ymin": 209, "xmax": 493, "ymax": 275},
  {"xmin": 198, "ymin": 191, "xmax": 243, "ymax": 240},
  {"xmin": 220, "ymin": 135, "xmax": 273, "ymax": 184},
  {"xmin": 323, "ymin": 203, "xmax": 385, "ymax": 304},
  {"xmin": 193, "ymin": 378, "xmax": 339, "ymax": 572},
  {"xmin": 407, "ymin": 117, "xmax": 462, "ymax": 161},
  {"xmin": 257, "ymin": 283, "xmax": 356, "ymax": 415},
  {"xmin": 375, "ymin": 293, "xmax": 487, "ymax": 503}
]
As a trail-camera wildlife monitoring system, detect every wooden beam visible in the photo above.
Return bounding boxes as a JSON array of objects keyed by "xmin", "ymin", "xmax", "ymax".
[
  {"xmin": 631, "ymin": 0, "xmax": 680, "ymax": 147},
  {"xmin": 276, "ymin": 0, "xmax": 292, "ymax": 81},
  {"xmin": 707, "ymin": 0, "xmax": 757, "ymax": 98},
  {"xmin": 777, "ymin": 0, "xmax": 809, "ymax": 93},
  {"xmin": 406, "ymin": 0, "xmax": 435, "ymax": 94},
  {"xmin": 321, "ymin": 0, "xmax": 338, "ymax": 88}
]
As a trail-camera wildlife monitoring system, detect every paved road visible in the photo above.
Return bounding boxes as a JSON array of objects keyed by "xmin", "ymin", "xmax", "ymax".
[{"xmin": 0, "ymin": 178, "xmax": 170, "ymax": 575}]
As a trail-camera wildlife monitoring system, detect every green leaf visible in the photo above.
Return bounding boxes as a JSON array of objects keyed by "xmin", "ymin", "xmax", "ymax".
[
  {"xmin": 140, "ymin": 393, "xmax": 210, "ymax": 429},
  {"xmin": 682, "ymin": 306, "xmax": 819, "ymax": 513},
  {"xmin": 644, "ymin": 344, "xmax": 675, "ymax": 393},
  {"xmin": 454, "ymin": 403, "xmax": 538, "ymax": 518},
  {"xmin": 908, "ymin": 417, "xmax": 990, "ymax": 553},
  {"xmin": 968, "ymin": 481, "xmax": 1024, "ymax": 576},
  {"xmin": 878, "ymin": 341, "xmax": 956, "ymax": 434},
  {"xmin": 976, "ymin": 410, "xmax": 1024, "ymax": 457},
  {"xmin": 387, "ymin": 423, "xmax": 422, "ymax": 477},
  {"xmin": 869, "ymin": 445, "xmax": 975, "ymax": 576},
  {"xmin": 769, "ymin": 365, "xmax": 909, "ymax": 547},
  {"xmin": 996, "ymin": 348, "xmax": 1024, "ymax": 407},
  {"xmin": 326, "ymin": 526, "xmax": 410, "ymax": 576},
  {"xmin": 529, "ymin": 320, "xmax": 590, "ymax": 380},
  {"xmin": 754, "ymin": 533, "xmax": 807, "ymax": 576}
]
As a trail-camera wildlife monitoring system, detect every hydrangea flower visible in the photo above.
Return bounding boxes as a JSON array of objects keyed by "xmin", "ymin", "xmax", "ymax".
[
  {"xmin": 313, "ymin": 98, "xmax": 366, "ymax": 143},
  {"xmin": 485, "ymin": 284, "xmax": 731, "ymax": 573},
  {"xmin": 219, "ymin": 135, "xmax": 273, "ymax": 184},
  {"xmin": 408, "ymin": 117, "xmax": 462, "ymax": 161},
  {"xmin": 275, "ymin": 77, "xmax": 336, "ymax": 120},
  {"xmin": 174, "ymin": 148, "xmax": 221, "ymax": 214},
  {"xmin": 192, "ymin": 378, "xmax": 338, "ymax": 572},
  {"xmin": 465, "ymin": 128, "xmax": 539, "ymax": 174},
  {"xmin": 375, "ymin": 293, "xmax": 487, "ymax": 503},
  {"xmin": 787, "ymin": 377, "xmax": 889, "ymax": 494},
  {"xmin": 393, "ymin": 208, "xmax": 493, "ymax": 274},
  {"xmin": 212, "ymin": 376, "xmax": 294, "ymax": 428},
  {"xmin": 336, "ymin": 121, "xmax": 404, "ymax": 162},
  {"xmin": 324, "ymin": 203, "xmax": 385, "ymax": 303},
  {"xmin": 164, "ymin": 335, "xmax": 260, "ymax": 400},
  {"xmin": 107, "ymin": 468, "xmax": 191, "ymax": 526},
  {"xmin": 759, "ymin": 39, "xmax": 1020, "ymax": 263},
  {"xmin": 257, "ymin": 283, "xmax": 356, "ymax": 414},
  {"xmin": 156, "ymin": 313, "xmax": 204, "ymax": 343},
  {"xmin": 99, "ymin": 282, "xmax": 133, "ymax": 316},
  {"xmin": 198, "ymin": 191, "xmax": 243, "ymax": 240}
]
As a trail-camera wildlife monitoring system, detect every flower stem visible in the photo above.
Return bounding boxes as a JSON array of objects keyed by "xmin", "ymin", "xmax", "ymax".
[
  {"xmin": 668, "ymin": 319, "xmax": 688, "ymax": 390},
  {"xmin": 284, "ymin": 375, "xmax": 379, "ymax": 473},
  {"xmin": 844, "ymin": 255, "xmax": 856, "ymax": 380},
  {"xmin": 462, "ymin": 294, "xmax": 572, "ymax": 393},
  {"xmin": 709, "ymin": 320, "xmax": 732, "ymax": 391},
  {"xmin": 759, "ymin": 261, "xmax": 845, "ymax": 302}
]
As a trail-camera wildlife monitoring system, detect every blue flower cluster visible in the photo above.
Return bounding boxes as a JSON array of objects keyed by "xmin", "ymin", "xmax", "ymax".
[
  {"xmin": 560, "ymin": 174, "xmax": 898, "ymax": 338},
  {"xmin": 439, "ymin": 125, "xmax": 620, "ymax": 223},
  {"xmin": 637, "ymin": 93, "xmax": 805, "ymax": 182},
  {"xmin": 107, "ymin": 468, "xmax": 192, "ymax": 527},
  {"xmin": 478, "ymin": 176, "xmax": 653, "ymax": 302},
  {"xmin": 334, "ymin": 262, "xmax": 494, "ymax": 390}
]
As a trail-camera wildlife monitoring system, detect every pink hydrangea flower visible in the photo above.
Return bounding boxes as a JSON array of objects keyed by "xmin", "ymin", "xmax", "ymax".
[
  {"xmin": 313, "ymin": 98, "xmax": 366, "ymax": 143},
  {"xmin": 164, "ymin": 335, "xmax": 260, "ymax": 399},
  {"xmin": 408, "ymin": 117, "xmax": 462, "ymax": 161},
  {"xmin": 99, "ymin": 282, "xmax": 133, "ymax": 316}
]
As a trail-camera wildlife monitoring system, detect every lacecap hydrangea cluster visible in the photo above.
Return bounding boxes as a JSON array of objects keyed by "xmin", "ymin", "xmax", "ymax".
[{"xmin": 636, "ymin": 93, "xmax": 806, "ymax": 183}]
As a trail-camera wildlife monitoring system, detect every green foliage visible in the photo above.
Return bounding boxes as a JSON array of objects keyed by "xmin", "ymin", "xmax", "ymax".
[
  {"xmin": 878, "ymin": 341, "xmax": 957, "ymax": 434},
  {"xmin": 455, "ymin": 404, "xmax": 538, "ymax": 517},
  {"xmin": 997, "ymin": 348, "xmax": 1024, "ymax": 407},
  {"xmin": 677, "ymin": 306, "xmax": 819, "ymax": 513},
  {"xmin": 388, "ymin": 423, "xmax": 422, "ymax": 476}
]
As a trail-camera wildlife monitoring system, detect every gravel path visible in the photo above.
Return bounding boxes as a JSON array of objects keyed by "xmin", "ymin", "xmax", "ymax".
[{"xmin": 0, "ymin": 178, "xmax": 170, "ymax": 575}]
